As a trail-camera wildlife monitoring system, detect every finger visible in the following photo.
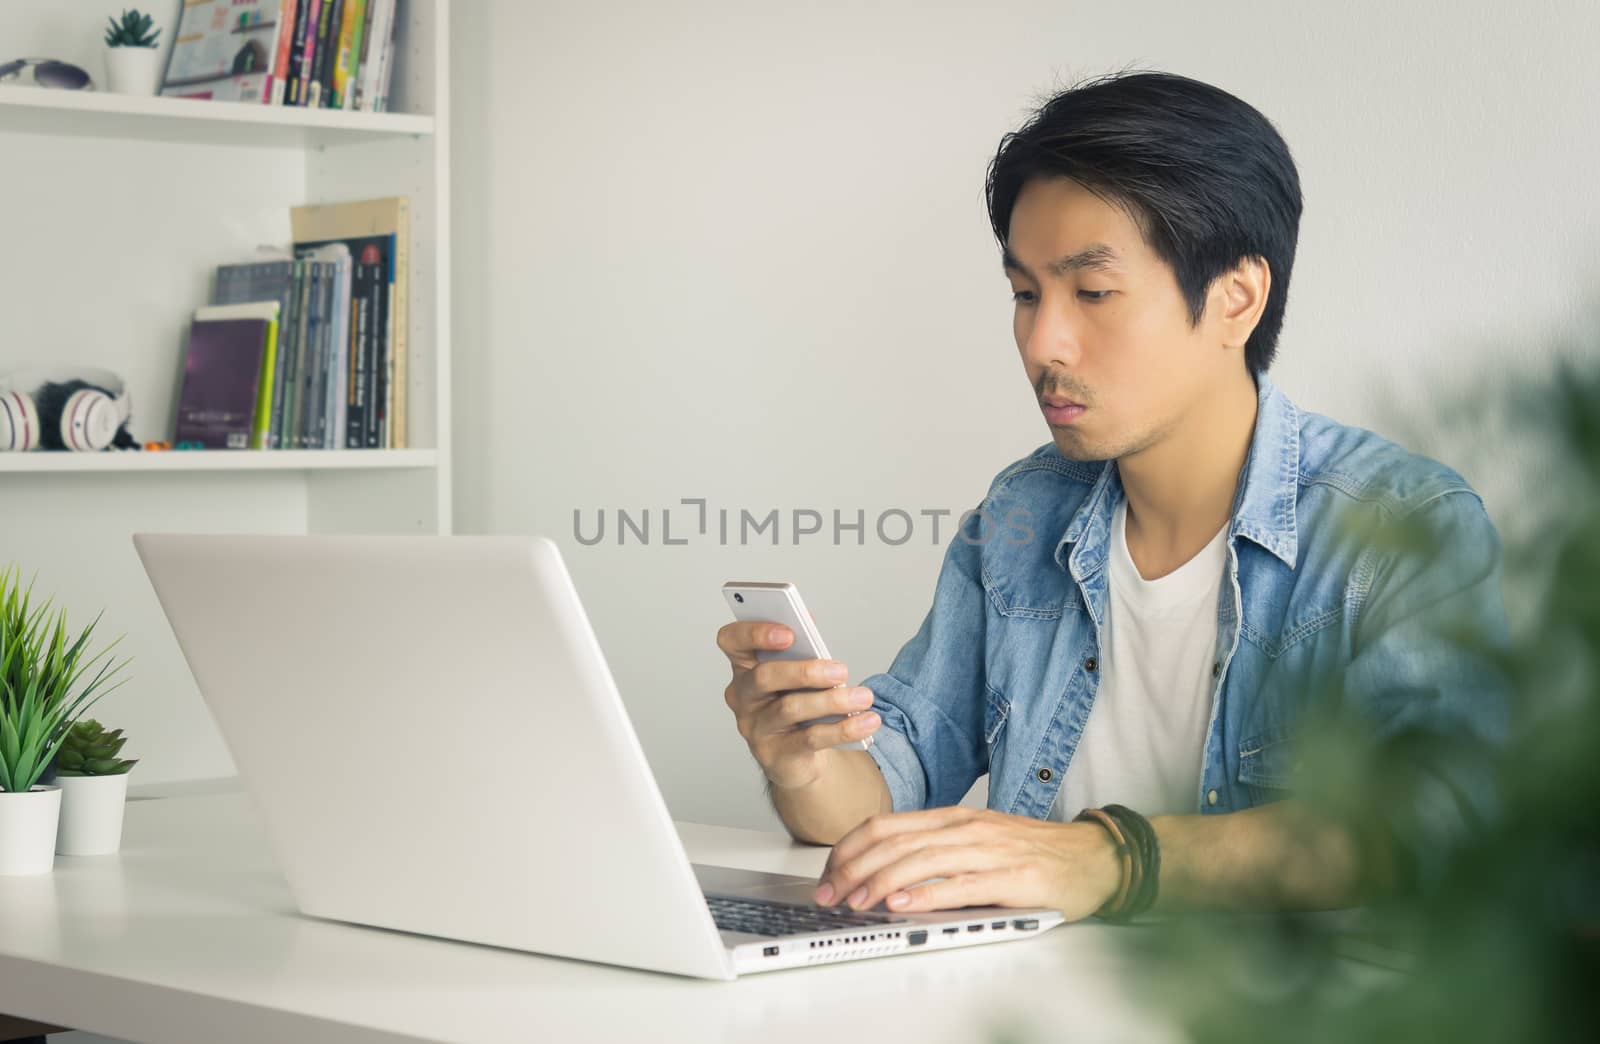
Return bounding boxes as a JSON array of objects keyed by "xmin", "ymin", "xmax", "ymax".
[
  {"xmin": 764, "ymin": 704, "xmax": 883, "ymax": 755},
  {"xmin": 764, "ymin": 685, "xmax": 874, "ymax": 730},
  {"xmin": 727, "ymin": 658, "xmax": 841, "ymax": 722},
  {"xmin": 716, "ymin": 621, "xmax": 794, "ymax": 668},
  {"xmin": 749, "ymin": 657, "xmax": 849, "ymax": 698},
  {"xmin": 818, "ymin": 813, "xmax": 989, "ymax": 906},
  {"xmin": 842, "ymin": 844, "xmax": 1010, "ymax": 913},
  {"xmin": 885, "ymin": 869, "xmax": 1018, "ymax": 914},
  {"xmin": 822, "ymin": 806, "xmax": 983, "ymax": 887}
]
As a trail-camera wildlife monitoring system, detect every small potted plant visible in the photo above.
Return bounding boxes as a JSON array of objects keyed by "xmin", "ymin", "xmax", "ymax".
[
  {"xmin": 0, "ymin": 564, "xmax": 130, "ymax": 876},
  {"xmin": 102, "ymin": 8, "xmax": 163, "ymax": 96},
  {"xmin": 54, "ymin": 719, "xmax": 139, "ymax": 856}
]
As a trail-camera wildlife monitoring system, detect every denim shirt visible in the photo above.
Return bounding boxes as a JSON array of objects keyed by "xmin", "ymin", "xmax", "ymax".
[{"xmin": 863, "ymin": 376, "xmax": 1510, "ymax": 879}]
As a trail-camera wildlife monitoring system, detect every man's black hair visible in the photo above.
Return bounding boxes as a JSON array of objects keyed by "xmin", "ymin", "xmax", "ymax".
[{"xmin": 985, "ymin": 69, "xmax": 1304, "ymax": 376}]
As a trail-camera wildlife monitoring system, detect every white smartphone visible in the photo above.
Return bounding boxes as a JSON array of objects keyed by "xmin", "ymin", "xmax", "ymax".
[{"xmin": 721, "ymin": 580, "xmax": 873, "ymax": 752}]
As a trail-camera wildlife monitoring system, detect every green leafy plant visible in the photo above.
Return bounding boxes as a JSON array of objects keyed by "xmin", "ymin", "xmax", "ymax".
[
  {"xmin": 103, "ymin": 9, "xmax": 160, "ymax": 49},
  {"xmin": 0, "ymin": 564, "xmax": 131, "ymax": 794},
  {"xmin": 54, "ymin": 718, "xmax": 138, "ymax": 777}
]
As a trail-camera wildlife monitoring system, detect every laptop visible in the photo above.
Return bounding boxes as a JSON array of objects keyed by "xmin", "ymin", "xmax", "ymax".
[{"xmin": 132, "ymin": 533, "xmax": 1064, "ymax": 979}]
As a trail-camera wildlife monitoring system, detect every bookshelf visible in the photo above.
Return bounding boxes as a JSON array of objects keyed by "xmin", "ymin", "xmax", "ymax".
[{"xmin": 0, "ymin": 0, "xmax": 453, "ymax": 785}]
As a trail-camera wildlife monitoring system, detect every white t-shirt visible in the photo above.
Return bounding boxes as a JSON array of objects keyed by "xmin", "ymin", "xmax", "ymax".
[{"xmin": 1048, "ymin": 499, "xmax": 1229, "ymax": 822}]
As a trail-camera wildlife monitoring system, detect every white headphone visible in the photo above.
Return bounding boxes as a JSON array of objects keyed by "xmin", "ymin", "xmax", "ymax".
[{"xmin": 0, "ymin": 367, "xmax": 132, "ymax": 452}]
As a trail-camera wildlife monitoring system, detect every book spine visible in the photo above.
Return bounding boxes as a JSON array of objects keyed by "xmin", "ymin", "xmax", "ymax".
[
  {"xmin": 251, "ymin": 318, "xmax": 279, "ymax": 449},
  {"xmin": 291, "ymin": 261, "xmax": 318, "ymax": 447},
  {"xmin": 389, "ymin": 198, "xmax": 408, "ymax": 447},
  {"xmin": 332, "ymin": 0, "xmax": 363, "ymax": 110},
  {"xmin": 312, "ymin": 260, "xmax": 337, "ymax": 448},
  {"xmin": 325, "ymin": 258, "xmax": 350, "ymax": 448},
  {"xmin": 333, "ymin": 266, "xmax": 351, "ymax": 447},
  {"xmin": 344, "ymin": 0, "xmax": 371, "ymax": 111},
  {"xmin": 375, "ymin": 0, "xmax": 399, "ymax": 113},
  {"xmin": 357, "ymin": 0, "xmax": 391, "ymax": 112},
  {"xmin": 367, "ymin": 248, "xmax": 391, "ymax": 449},
  {"xmin": 346, "ymin": 260, "xmax": 371, "ymax": 447},
  {"xmin": 266, "ymin": 261, "xmax": 299, "ymax": 447},
  {"xmin": 297, "ymin": 0, "xmax": 323, "ymax": 107},
  {"xmin": 311, "ymin": 0, "xmax": 343, "ymax": 108},
  {"xmin": 285, "ymin": 0, "xmax": 305, "ymax": 105},
  {"xmin": 271, "ymin": 0, "xmax": 297, "ymax": 104}
]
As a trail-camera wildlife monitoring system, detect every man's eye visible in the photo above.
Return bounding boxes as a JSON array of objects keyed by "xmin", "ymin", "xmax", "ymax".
[{"xmin": 1010, "ymin": 290, "xmax": 1111, "ymax": 304}]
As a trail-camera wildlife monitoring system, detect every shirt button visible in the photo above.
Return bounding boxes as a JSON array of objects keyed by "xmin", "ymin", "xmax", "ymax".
[
  {"xmin": 1206, "ymin": 789, "xmax": 1219, "ymax": 806},
  {"xmin": 1084, "ymin": 657, "xmax": 1098, "ymax": 673},
  {"xmin": 1037, "ymin": 768, "xmax": 1053, "ymax": 783},
  {"xmin": 1211, "ymin": 661, "xmax": 1222, "ymax": 678}
]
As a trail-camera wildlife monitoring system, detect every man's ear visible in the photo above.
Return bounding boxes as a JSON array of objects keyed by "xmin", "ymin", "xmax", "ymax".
[{"xmin": 1215, "ymin": 255, "xmax": 1271, "ymax": 353}]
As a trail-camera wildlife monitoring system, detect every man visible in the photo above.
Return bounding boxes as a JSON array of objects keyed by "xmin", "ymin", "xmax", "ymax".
[{"xmin": 717, "ymin": 70, "xmax": 1508, "ymax": 922}]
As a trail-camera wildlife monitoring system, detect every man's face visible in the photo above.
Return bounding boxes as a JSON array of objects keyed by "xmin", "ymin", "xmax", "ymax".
[{"xmin": 1003, "ymin": 176, "xmax": 1237, "ymax": 463}]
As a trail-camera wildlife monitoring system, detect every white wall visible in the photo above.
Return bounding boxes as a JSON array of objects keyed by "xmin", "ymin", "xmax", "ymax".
[{"xmin": 448, "ymin": 0, "xmax": 1600, "ymax": 832}]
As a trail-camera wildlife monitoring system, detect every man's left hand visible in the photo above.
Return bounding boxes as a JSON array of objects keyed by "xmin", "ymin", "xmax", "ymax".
[{"xmin": 813, "ymin": 806, "xmax": 1123, "ymax": 920}]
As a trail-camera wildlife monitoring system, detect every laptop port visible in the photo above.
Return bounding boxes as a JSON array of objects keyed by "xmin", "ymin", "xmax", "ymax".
[
  {"xmin": 1012, "ymin": 918, "xmax": 1040, "ymax": 931},
  {"xmin": 967, "ymin": 924, "xmax": 983, "ymax": 932},
  {"xmin": 942, "ymin": 926, "xmax": 960, "ymax": 935},
  {"xmin": 992, "ymin": 920, "xmax": 1006, "ymax": 930},
  {"xmin": 907, "ymin": 930, "xmax": 928, "ymax": 946},
  {"xmin": 763, "ymin": 945, "xmax": 779, "ymax": 957}
]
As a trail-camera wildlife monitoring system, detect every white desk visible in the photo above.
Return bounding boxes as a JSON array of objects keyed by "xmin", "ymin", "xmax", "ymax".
[{"xmin": 0, "ymin": 784, "xmax": 1180, "ymax": 1044}]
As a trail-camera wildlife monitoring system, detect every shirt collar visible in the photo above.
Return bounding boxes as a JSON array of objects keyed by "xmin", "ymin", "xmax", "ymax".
[{"xmin": 1053, "ymin": 375, "xmax": 1301, "ymax": 574}]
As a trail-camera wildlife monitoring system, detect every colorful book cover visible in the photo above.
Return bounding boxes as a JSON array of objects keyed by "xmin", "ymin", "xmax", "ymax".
[
  {"xmin": 160, "ymin": 0, "xmax": 285, "ymax": 104},
  {"xmin": 174, "ymin": 311, "xmax": 274, "ymax": 450},
  {"xmin": 308, "ymin": 0, "xmax": 341, "ymax": 107},
  {"xmin": 296, "ymin": 0, "xmax": 324, "ymax": 107},
  {"xmin": 332, "ymin": 0, "xmax": 366, "ymax": 110},
  {"xmin": 269, "ymin": 0, "xmax": 296, "ymax": 104}
]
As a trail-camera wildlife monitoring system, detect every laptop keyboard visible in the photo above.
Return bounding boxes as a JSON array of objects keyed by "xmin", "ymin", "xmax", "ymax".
[{"xmin": 706, "ymin": 894, "xmax": 909, "ymax": 937}]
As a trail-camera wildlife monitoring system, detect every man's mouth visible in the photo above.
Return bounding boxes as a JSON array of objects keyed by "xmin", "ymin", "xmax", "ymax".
[{"xmin": 1040, "ymin": 396, "xmax": 1087, "ymax": 425}]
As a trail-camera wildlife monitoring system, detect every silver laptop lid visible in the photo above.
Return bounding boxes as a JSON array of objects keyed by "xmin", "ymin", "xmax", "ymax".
[{"xmin": 134, "ymin": 533, "xmax": 732, "ymax": 980}]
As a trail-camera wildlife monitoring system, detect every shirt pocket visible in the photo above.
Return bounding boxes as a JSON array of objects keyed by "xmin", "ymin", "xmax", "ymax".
[
  {"xmin": 982, "ymin": 683, "xmax": 1011, "ymax": 748},
  {"xmin": 1237, "ymin": 725, "xmax": 1299, "ymax": 806}
]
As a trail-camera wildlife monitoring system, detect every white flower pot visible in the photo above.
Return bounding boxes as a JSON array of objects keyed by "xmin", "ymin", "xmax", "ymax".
[
  {"xmin": 55, "ymin": 773, "xmax": 131, "ymax": 856},
  {"xmin": 104, "ymin": 45, "xmax": 163, "ymax": 96},
  {"xmin": 0, "ymin": 786, "xmax": 62, "ymax": 876}
]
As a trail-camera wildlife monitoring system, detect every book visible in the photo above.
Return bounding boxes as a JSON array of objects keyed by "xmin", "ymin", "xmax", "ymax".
[
  {"xmin": 174, "ymin": 304, "xmax": 279, "ymax": 450},
  {"xmin": 296, "ymin": 0, "xmax": 324, "ymax": 106},
  {"xmin": 345, "ymin": 0, "xmax": 375, "ymax": 110},
  {"xmin": 160, "ymin": 0, "xmax": 286, "ymax": 104},
  {"xmin": 374, "ymin": 0, "xmax": 400, "ymax": 112},
  {"xmin": 269, "ymin": 0, "xmax": 297, "ymax": 104},
  {"xmin": 210, "ymin": 258, "xmax": 298, "ymax": 448},
  {"xmin": 290, "ymin": 197, "xmax": 408, "ymax": 448},
  {"xmin": 283, "ymin": 0, "xmax": 310, "ymax": 105},
  {"xmin": 354, "ymin": 0, "xmax": 392, "ymax": 111},
  {"xmin": 332, "ymin": 0, "xmax": 366, "ymax": 110},
  {"xmin": 308, "ymin": 0, "xmax": 340, "ymax": 107},
  {"xmin": 293, "ymin": 244, "xmax": 352, "ymax": 448}
]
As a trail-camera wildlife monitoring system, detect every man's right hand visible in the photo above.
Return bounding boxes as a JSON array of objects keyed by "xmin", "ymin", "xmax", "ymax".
[{"xmin": 717, "ymin": 621, "xmax": 882, "ymax": 790}]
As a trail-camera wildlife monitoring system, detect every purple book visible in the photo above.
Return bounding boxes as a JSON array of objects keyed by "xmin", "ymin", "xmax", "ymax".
[{"xmin": 173, "ymin": 317, "xmax": 270, "ymax": 449}]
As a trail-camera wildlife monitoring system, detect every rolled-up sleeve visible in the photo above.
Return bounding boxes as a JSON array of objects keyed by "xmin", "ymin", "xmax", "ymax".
[
  {"xmin": 863, "ymin": 505, "xmax": 991, "ymax": 812},
  {"xmin": 1342, "ymin": 489, "xmax": 1512, "ymax": 889}
]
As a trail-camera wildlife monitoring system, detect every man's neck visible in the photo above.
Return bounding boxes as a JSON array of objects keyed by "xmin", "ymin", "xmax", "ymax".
[{"xmin": 1115, "ymin": 373, "xmax": 1260, "ymax": 580}]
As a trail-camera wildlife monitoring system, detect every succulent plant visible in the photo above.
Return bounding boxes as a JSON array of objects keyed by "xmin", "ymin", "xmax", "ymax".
[
  {"xmin": 54, "ymin": 718, "xmax": 138, "ymax": 777},
  {"xmin": 104, "ymin": 9, "xmax": 161, "ymax": 49}
]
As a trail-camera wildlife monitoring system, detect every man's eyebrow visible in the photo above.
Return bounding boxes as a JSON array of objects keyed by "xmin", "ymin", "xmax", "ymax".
[{"xmin": 1001, "ymin": 243, "xmax": 1124, "ymax": 279}]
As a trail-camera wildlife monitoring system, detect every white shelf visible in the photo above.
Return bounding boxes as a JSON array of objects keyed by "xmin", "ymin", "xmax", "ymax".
[
  {"xmin": 0, "ymin": 86, "xmax": 434, "ymax": 148},
  {"xmin": 0, "ymin": 449, "xmax": 439, "ymax": 474}
]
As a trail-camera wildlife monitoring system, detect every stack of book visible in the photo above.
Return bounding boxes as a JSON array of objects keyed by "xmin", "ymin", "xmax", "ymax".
[
  {"xmin": 174, "ymin": 197, "xmax": 410, "ymax": 451},
  {"xmin": 159, "ymin": 0, "xmax": 404, "ymax": 111}
]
